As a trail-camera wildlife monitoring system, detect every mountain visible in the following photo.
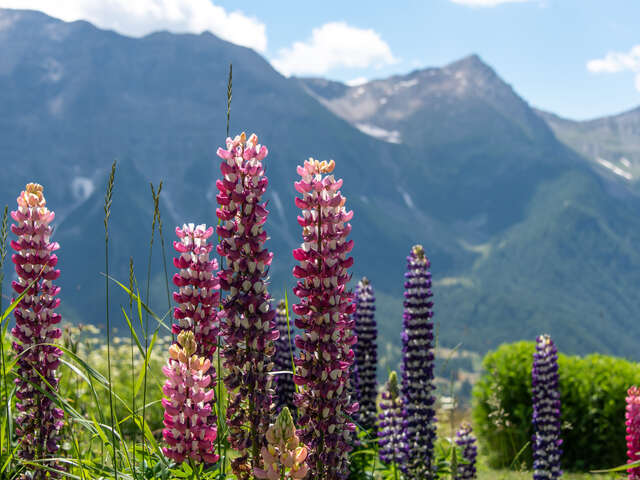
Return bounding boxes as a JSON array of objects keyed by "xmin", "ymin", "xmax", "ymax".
[
  {"xmin": 537, "ymin": 107, "xmax": 640, "ymax": 187},
  {"xmin": 3, "ymin": 8, "xmax": 640, "ymax": 368},
  {"xmin": 298, "ymin": 55, "xmax": 580, "ymax": 234},
  {"xmin": 299, "ymin": 57, "xmax": 640, "ymax": 359},
  {"xmin": 0, "ymin": 8, "xmax": 465, "ymax": 339}
]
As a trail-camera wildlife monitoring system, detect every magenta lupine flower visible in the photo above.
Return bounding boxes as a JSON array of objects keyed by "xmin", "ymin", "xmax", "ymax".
[
  {"xmin": 292, "ymin": 158, "xmax": 357, "ymax": 480},
  {"xmin": 10, "ymin": 183, "xmax": 64, "ymax": 478},
  {"xmin": 625, "ymin": 386, "xmax": 640, "ymax": 479},
  {"xmin": 401, "ymin": 244, "xmax": 436, "ymax": 480},
  {"xmin": 532, "ymin": 334, "xmax": 562, "ymax": 480},
  {"xmin": 254, "ymin": 407, "xmax": 310, "ymax": 480},
  {"xmin": 378, "ymin": 371, "xmax": 406, "ymax": 467},
  {"xmin": 274, "ymin": 300, "xmax": 296, "ymax": 414},
  {"xmin": 353, "ymin": 277, "xmax": 377, "ymax": 430},
  {"xmin": 172, "ymin": 223, "xmax": 220, "ymax": 359},
  {"xmin": 454, "ymin": 423, "xmax": 477, "ymax": 480},
  {"xmin": 216, "ymin": 132, "xmax": 279, "ymax": 479},
  {"xmin": 162, "ymin": 330, "xmax": 219, "ymax": 464}
]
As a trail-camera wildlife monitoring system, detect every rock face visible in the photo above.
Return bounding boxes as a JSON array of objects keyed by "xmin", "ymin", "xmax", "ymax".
[{"xmin": 3, "ymin": 7, "xmax": 640, "ymax": 364}]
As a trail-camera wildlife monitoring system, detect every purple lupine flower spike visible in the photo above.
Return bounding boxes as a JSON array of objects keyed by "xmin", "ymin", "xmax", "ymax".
[
  {"xmin": 353, "ymin": 277, "xmax": 377, "ymax": 431},
  {"xmin": 626, "ymin": 386, "xmax": 640, "ymax": 480},
  {"xmin": 172, "ymin": 223, "xmax": 220, "ymax": 360},
  {"xmin": 532, "ymin": 334, "xmax": 562, "ymax": 479},
  {"xmin": 162, "ymin": 330, "xmax": 219, "ymax": 464},
  {"xmin": 378, "ymin": 371, "xmax": 406, "ymax": 467},
  {"xmin": 292, "ymin": 158, "xmax": 357, "ymax": 480},
  {"xmin": 216, "ymin": 132, "xmax": 279, "ymax": 479},
  {"xmin": 10, "ymin": 183, "xmax": 64, "ymax": 479},
  {"xmin": 454, "ymin": 423, "xmax": 477, "ymax": 480},
  {"xmin": 401, "ymin": 244, "xmax": 436, "ymax": 479},
  {"xmin": 274, "ymin": 300, "xmax": 296, "ymax": 414}
]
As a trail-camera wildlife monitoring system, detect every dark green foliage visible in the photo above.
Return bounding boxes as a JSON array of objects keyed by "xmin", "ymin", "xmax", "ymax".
[{"xmin": 473, "ymin": 341, "xmax": 640, "ymax": 471}]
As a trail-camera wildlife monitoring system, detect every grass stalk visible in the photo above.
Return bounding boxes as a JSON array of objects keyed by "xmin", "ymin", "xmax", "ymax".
[
  {"xmin": 216, "ymin": 62, "xmax": 233, "ymax": 478},
  {"xmin": 142, "ymin": 182, "xmax": 161, "ymax": 459},
  {"xmin": 103, "ymin": 160, "xmax": 118, "ymax": 479},
  {"xmin": 226, "ymin": 63, "xmax": 232, "ymax": 138},
  {"xmin": 153, "ymin": 183, "xmax": 172, "ymax": 339},
  {"xmin": 128, "ymin": 258, "xmax": 137, "ymax": 478}
]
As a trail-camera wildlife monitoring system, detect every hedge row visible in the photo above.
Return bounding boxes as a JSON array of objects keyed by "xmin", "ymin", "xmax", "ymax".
[{"xmin": 472, "ymin": 341, "xmax": 640, "ymax": 470}]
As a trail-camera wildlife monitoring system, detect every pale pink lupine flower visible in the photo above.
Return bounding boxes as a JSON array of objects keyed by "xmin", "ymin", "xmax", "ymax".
[
  {"xmin": 254, "ymin": 407, "xmax": 309, "ymax": 480},
  {"xmin": 162, "ymin": 330, "xmax": 219, "ymax": 464}
]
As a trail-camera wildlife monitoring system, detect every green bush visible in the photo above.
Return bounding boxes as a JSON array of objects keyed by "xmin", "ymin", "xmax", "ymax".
[{"xmin": 472, "ymin": 341, "xmax": 640, "ymax": 471}]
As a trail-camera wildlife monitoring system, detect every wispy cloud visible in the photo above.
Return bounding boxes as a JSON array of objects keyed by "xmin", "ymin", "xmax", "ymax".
[
  {"xmin": 0, "ymin": 0, "xmax": 267, "ymax": 52},
  {"xmin": 587, "ymin": 45, "xmax": 640, "ymax": 91},
  {"xmin": 449, "ymin": 0, "xmax": 533, "ymax": 6},
  {"xmin": 271, "ymin": 22, "xmax": 396, "ymax": 77}
]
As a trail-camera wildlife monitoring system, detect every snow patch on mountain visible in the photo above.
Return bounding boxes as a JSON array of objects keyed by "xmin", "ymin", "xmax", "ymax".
[
  {"xmin": 397, "ymin": 78, "xmax": 418, "ymax": 89},
  {"xmin": 71, "ymin": 177, "xmax": 95, "ymax": 202},
  {"xmin": 398, "ymin": 187, "xmax": 416, "ymax": 210},
  {"xmin": 355, "ymin": 123, "xmax": 401, "ymax": 143},
  {"xmin": 596, "ymin": 157, "xmax": 633, "ymax": 180},
  {"xmin": 43, "ymin": 58, "xmax": 63, "ymax": 82}
]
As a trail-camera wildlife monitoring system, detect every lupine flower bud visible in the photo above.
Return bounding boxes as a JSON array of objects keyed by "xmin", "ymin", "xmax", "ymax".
[
  {"xmin": 172, "ymin": 223, "xmax": 220, "ymax": 360},
  {"xmin": 292, "ymin": 158, "xmax": 357, "ymax": 480},
  {"xmin": 274, "ymin": 300, "xmax": 296, "ymax": 414},
  {"xmin": 401, "ymin": 245, "xmax": 436, "ymax": 479},
  {"xmin": 532, "ymin": 334, "xmax": 562, "ymax": 479},
  {"xmin": 10, "ymin": 183, "xmax": 64, "ymax": 478},
  {"xmin": 626, "ymin": 387, "xmax": 640, "ymax": 480},
  {"xmin": 216, "ymin": 132, "xmax": 279, "ymax": 479},
  {"xmin": 378, "ymin": 371, "xmax": 406, "ymax": 466},
  {"xmin": 162, "ymin": 330, "xmax": 219, "ymax": 464},
  {"xmin": 353, "ymin": 277, "xmax": 377, "ymax": 431},
  {"xmin": 454, "ymin": 423, "xmax": 477, "ymax": 480},
  {"xmin": 254, "ymin": 407, "xmax": 310, "ymax": 480}
]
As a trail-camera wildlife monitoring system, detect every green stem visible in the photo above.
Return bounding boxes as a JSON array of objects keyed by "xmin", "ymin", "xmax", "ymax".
[
  {"xmin": 216, "ymin": 221, "xmax": 226, "ymax": 478},
  {"xmin": 0, "ymin": 205, "xmax": 9, "ymax": 466},
  {"xmin": 129, "ymin": 258, "xmax": 137, "ymax": 479},
  {"xmin": 314, "ymin": 204, "xmax": 326, "ymax": 479},
  {"xmin": 104, "ymin": 161, "xmax": 118, "ymax": 480},
  {"xmin": 142, "ymin": 183, "xmax": 159, "ymax": 458},
  {"xmin": 216, "ymin": 336, "xmax": 224, "ymax": 477}
]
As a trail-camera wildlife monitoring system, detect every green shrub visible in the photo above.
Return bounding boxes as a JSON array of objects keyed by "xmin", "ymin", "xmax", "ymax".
[{"xmin": 472, "ymin": 341, "xmax": 640, "ymax": 471}]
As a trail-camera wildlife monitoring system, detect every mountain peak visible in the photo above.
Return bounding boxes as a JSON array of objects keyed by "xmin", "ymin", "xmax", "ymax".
[
  {"xmin": 443, "ymin": 53, "xmax": 500, "ymax": 84},
  {"xmin": 448, "ymin": 53, "xmax": 488, "ymax": 69},
  {"xmin": 298, "ymin": 52, "xmax": 551, "ymax": 147}
]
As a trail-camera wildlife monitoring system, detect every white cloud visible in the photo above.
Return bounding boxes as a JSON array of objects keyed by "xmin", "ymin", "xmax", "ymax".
[
  {"xmin": 450, "ymin": 0, "xmax": 532, "ymax": 6},
  {"xmin": 0, "ymin": 0, "xmax": 267, "ymax": 52},
  {"xmin": 271, "ymin": 22, "xmax": 396, "ymax": 77},
  {"xmin": 587, "ymin": 45, "xmax": 640, "ymax": 92}
]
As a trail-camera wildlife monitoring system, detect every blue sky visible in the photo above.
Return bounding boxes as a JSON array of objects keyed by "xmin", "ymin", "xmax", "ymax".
[{"xmin": 2, "ymin": 0, "xmax": 639, "ymax": 120}]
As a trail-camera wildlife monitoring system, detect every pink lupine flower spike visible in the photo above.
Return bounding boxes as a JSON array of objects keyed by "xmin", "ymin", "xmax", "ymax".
[
  {"xmin": 11, "ymin": 183, "xmax": 64, "ymax": 479},
  {"xmin": 292, "ymin": 158, "xmax": 357, "ymax": 480}
]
